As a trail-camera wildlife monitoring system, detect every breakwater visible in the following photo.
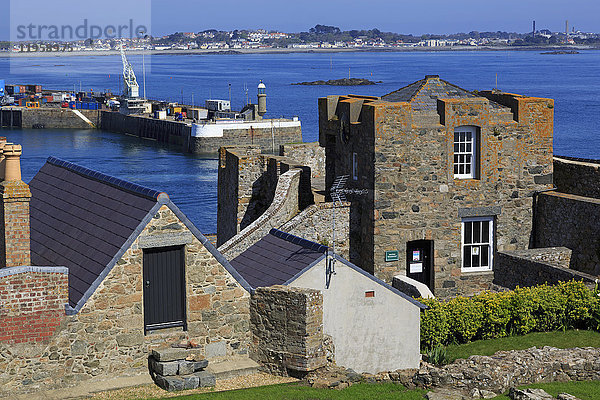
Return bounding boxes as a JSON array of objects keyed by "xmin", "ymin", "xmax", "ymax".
[
  {"xmin": 0, "ymin": 108, "xmax": 99, "ymax": 129},
  {"xmin": 1, "ymin": 108, "xmax": 302, "ymax": 155}
]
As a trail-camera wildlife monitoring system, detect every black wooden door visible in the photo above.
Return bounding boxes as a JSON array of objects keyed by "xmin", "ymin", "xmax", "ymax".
[
  {"xmin": 143, "ymin": 246, "xmax": 186, "ymax": 332},
  {"xmin": 406, "ymin": 240, "xmax": 434, "ymax": 293}
]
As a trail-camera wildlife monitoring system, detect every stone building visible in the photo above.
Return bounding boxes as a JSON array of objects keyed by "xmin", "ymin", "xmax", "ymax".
[
  {"xmin": 0, "ymin": 153, "xmax": 253, "ymax": 395},
  {"xmin": 319, "ymin": 75, "xmax": 554, "ymax": 298},
  {"xmin": 231, "ymin": 228, "xmax": 424, "ymax": 374}
]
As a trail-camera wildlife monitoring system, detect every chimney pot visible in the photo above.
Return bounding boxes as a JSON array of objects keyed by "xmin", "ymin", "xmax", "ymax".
[{"xmin": 3, "ymin": 144, "xmax": 23, "ymax": 182}]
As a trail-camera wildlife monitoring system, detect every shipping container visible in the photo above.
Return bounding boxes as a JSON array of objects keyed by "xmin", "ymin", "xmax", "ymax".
[
  {"xmin": 26, "ymin": 85, "xmax": 41, "ymax": 93},
  {"xmin": 0, "ymin": 79, "xmax": 4, "ymax": 97}
]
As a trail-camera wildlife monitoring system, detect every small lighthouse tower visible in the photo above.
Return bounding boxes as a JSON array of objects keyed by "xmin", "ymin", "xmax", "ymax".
[{"xmin": 257, "ymin": 80, "xmax": 267, "ymax": 119}]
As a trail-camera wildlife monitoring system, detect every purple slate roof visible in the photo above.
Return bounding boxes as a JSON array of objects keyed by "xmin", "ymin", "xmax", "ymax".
[
  {"xmin": 229, "ymin": 229, "xmax": 328, "ymax": 290},
  {"xmin": 29, "ymin": 157, "xmax": 162, "ymax": 308}
]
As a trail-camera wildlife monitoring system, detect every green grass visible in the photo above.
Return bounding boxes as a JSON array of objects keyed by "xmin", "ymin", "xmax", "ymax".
[
  {"xmin": 445, "ymin": 329, "xmax": 600, "ymax": 362},
  {"xmin": 149, "ymin": 382, "xmax": 426, "ymax": 400},
  {"xmin": 143, "ymin": 330, "xmax": 600, "ymax": 400},
  {"xmin": 492, "ymin": 381, "xmax": 600, "ymax": 399}
]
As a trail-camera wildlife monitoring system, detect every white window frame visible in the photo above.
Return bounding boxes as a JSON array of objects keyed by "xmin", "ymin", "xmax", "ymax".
[
  {"xmin": 453, "ymin": 125, "xmax": 477, "ymax": 179},
  {"xmin": 461, "ymin": 216, "xmax": 494, "ymax": 272},
  {"xmin": 352, "ymin": 152, "xmax": 358, "ymax": 181}
]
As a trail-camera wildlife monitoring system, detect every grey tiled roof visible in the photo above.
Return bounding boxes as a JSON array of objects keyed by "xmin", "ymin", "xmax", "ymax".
[
  {"xmin": 229, "ymin": 229, "xmax": 328, "ymax": 290},
  {"xmin": 29, "ymin": 157, "xmax": 161, "ymax": 307},
  {"xmin": 382, "ymin": 75, "xmax": 502, "ymax": 111}
]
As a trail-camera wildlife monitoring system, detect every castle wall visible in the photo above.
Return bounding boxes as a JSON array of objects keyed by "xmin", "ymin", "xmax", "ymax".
[
  {"xmin": 280, "ymin": 142, "xmax": 325, "ymax": 180},
  {"xmin": 553, "ymin": 156, "xmax": 600, "ymax": 199},
  {"xmin": 219, "ymin": 169, "xmax": 301, "ymax": 260},
  {"xmin": 320, "ymin": 91, "xmax": 554, "ymax": 299},
  {"xmin": 534, "ymin": 191, "xmax": 600, "ymax": 276},
  {"xmin": 494, "ymin": 247, "xmax": 596, "ymax": 289},
  {"xmin": 0, "ymin": 205, "xmax": 250, "ymax": 396},
  {"xmin": 280, "ymin": 202, "xmax": 351, "ymax": 260},
  {"xmin": 216, "ymin": 146, "xmax": 317, "ymax": 251}
]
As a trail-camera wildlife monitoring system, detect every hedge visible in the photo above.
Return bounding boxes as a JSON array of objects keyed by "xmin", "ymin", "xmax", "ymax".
[{"xmin": 420, "ymin": 280, "xmax": 600, "ymax": 350}]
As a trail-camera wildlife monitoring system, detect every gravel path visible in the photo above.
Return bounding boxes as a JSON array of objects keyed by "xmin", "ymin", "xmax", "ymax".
[{"xmin": 92, "ymin": 373, "xmax": 299, "ymax": 399}]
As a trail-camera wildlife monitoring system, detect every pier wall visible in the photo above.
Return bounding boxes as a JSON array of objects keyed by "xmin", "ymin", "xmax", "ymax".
[
  {"xmin": 191, "ymin": 122, "xmax": 302, "ymax": 154},
  {"xmin": 100, "ymin": 111, "xmax": 191, "ymax": 146},
  {"xmin": 21, "ymin": 109, "xmax": 100, "ymax": 129},
  {"xmin": 0, "ymin": 109, "xmax": 22, "ymax": 128},
  {"xmin": 0, "ymin": 108, "xmax": 100, "ymax": 129}
]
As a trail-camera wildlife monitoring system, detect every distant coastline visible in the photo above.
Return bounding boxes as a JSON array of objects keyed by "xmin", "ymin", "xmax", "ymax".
[{"xmin": 1, "ymin": 45, "xmax": 598, "ymax": 58}]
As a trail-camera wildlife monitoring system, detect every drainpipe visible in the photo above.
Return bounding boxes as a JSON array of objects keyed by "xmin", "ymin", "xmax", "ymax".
[{"xmin": 530, "ymin": 186, "xmax": 558, "ymax": 249}]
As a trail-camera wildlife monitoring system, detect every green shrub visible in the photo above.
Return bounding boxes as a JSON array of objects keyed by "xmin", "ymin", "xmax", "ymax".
[
  {"xmin": 419, "ymin": 280, "xmax": 600, "ymax": 351},
  {"xmin": 446, "ymin": 296, "xmax": 484, "ymax": 344},
  {"xmin": 419, "ymin": 298, "xmax": 450, "ymax": 350},
  {"xmin": 475, "ymin": 291, "xmax": 512, "ymax": 340}
]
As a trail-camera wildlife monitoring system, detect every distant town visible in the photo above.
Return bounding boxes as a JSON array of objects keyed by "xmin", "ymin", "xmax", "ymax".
[{"xmin": 2, "ymin": 23, "xmax": 600, "ymax": 53}]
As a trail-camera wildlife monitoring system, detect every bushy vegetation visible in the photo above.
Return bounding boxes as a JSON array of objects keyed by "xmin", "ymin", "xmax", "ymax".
[{"xmin": 420, "ymin": 281, "xmax": 600, "ymax": 350}]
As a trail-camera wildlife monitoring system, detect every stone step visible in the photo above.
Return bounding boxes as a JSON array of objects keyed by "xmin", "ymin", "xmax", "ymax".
[{"xmin": 205, "ymin": 356, "xmax": 261, "ymax": 380}]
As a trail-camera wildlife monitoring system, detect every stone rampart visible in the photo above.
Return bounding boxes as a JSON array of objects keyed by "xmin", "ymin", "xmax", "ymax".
[
  {"xmin": 217, "ymin": 146, "xmax": 316, "ymax": 249},
  {"xmin": 249, "ymin": 286, "xmax": 327, "ymax": 376},
  {"xmin": 553, "ymin": 156, "xmax": 600, "ymax": 199},
  {"xmin": 219, "ymin": 169, "xmax": 302, "ymax": 260},
  {"xmin": 280, "ymin": 142, "xmax": 325, "ymax": 180},
  {"xmin": 279, "ymin": 202, "xmax": 350, "ymax": 260},
  {"xmin": 534, "ymin": 191, "xmax": 600, "ymax": 276},
  {"xmin": 495, "ymin": 248, "xmax": 597, "ymax": 289}
]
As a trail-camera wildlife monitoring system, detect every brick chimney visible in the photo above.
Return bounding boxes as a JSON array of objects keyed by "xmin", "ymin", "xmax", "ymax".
[{"xmin": 0, "ymin": 144, "xmax": 31, "ymax": 268}]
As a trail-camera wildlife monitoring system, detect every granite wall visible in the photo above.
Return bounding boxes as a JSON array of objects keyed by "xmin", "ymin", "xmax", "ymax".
[
  {"xmin": 249, "ymin": 286, "xmax": 327, "ymax": 376},
  {"xmin": 217, "ymin": 146, "xmax": 316, "ymax": 251},
  {"xmin": 279, "ymin": 202, "xmax": 351, "ymax": 260},
  {"xmin": 553, "ymin": 156, "xmax": 600, "ymax": 199},
  {"xmin": 319, "ymin": 87, "xmax": 555, "ymax": 298},
  {"xmin": 534, "ymin": 191, "xmax": 600, "ymax": 276},
  {"xmin": 280, "ymin": 142, "xmax": 326, "ymax": 180},
  {"xmin": 219, "ymin": 169, "xmax": 301, "ymax": 260},
  {"xmin": 495, "ymin": 247, "xmax": 597, "ymax": 289}
]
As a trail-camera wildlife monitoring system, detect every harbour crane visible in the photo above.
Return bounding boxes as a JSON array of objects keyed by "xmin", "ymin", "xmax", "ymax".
[{"xmin": 120, "ymin": 42, "xmax": 140, "ymax": 98}]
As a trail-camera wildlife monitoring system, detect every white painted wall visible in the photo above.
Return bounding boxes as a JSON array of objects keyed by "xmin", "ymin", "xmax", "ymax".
[
  {"xmin": 290, "ymin": 258, "xmax": 421, "ymax": 373},
  {"xmin": 191, "ymin": 119, "xmax": 301, "ymax": 138}
]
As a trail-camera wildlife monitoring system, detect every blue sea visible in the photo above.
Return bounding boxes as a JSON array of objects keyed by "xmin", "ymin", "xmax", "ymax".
[{"xmin": 1, "ymin": 50, "xmax": 599, "ymax": 232}]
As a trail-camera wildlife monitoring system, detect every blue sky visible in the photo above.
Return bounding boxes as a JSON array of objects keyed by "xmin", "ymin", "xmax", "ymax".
[{"xmin": 1, "ymin": 0, "xmax": 598, "ymax": 40}]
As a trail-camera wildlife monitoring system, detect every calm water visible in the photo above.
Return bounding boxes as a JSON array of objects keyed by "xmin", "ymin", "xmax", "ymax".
[{"xmin": 1, "ymin": 50, "xmax": 599, "ymax": 232}]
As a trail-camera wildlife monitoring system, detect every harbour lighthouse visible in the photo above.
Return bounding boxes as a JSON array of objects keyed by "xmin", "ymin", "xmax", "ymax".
[{"xmin": 257, "ymin": 80, "xmax": 267, "ymax": 118}]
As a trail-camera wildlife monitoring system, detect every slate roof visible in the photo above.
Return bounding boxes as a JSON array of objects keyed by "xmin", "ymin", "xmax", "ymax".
[
  {"xmin": 381, "ymin": 75, "xmax": 504, "ymax": 111},
  {"xmin": 29, "ymin": 157, "xmax": 162, "ymax": 308},
  {"xmin": 229, "ymin": 229, "xmax": 426, "ymax": 309},
  {"xmin": 229, "ymin": 229, "xmax": 328, "ymax": 290}
]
